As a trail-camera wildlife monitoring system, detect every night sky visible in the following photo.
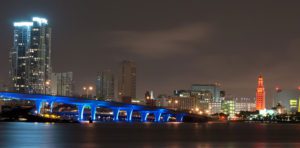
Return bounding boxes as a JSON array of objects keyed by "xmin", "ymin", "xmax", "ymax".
[{"xmin": 1, "ymin": 1, "xmax": 300, "ymax": 107}]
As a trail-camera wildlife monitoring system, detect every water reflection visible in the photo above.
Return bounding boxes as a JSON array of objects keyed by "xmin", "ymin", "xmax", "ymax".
[{"xmin": 1, "ymin": 122, "xmax": 300, "ymax": 148}]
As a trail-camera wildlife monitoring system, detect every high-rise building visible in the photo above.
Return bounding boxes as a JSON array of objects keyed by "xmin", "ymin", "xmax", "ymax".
[
  {"xmin": 118, "ymin": 60, "xmax": 136, "ymax": 102},
  {"xmin": 10, "ymin": 17, "xmax": 51, "ymax": 94},
  {"xmin": 256, "ymin": 75, "xmax": 265, "ymax": 110},
  {"xmin": 50, "ymin": 72, "xmax": 73, "ymax": 96},
  {"xmin": 191, "ymin": 84, "xmax": 222, "ymax": 102},
  {"xmin": 96, "ymin": 70, "xmax": 114, "ymax": 100}
]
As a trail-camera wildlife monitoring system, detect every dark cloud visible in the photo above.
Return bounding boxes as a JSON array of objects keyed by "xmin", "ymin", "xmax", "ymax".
[{"xmin": 109, "ymin": 23, "xmax": 213, "ymax": 58}]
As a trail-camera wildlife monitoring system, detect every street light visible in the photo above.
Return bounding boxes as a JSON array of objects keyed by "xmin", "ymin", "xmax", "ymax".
[
  {"xmin": 83, "ymin": 86, "xmax": 93, "ymax": 98},
  {"xmin": 44, "ymin": 80, "xmax": 51, "ymax": 95},
  {"xmin": 89, "ymin": 86, "xmax": 93, "ymax": 91}
]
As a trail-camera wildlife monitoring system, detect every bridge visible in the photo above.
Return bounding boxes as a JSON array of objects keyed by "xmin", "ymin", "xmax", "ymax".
[{"xmin": 0, "ymin": 92, "xmax": 186, "ymax": 122}]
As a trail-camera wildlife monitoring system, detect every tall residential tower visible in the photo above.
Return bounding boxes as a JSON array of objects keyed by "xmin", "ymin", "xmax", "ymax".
[
  {"xmin": 10, "ymin": 17, "xmax": 51, "ymax": 94},
  {"xmin": 96, "ymin": 70, "xmax": 115, "ymax": 100},
  {"xmin": 256, "ymin": 75, "xmax": 266, "ymax": 110},
  {"xmin": 118, "ymin": 60, "xmax": 136, "ymax": 102}
]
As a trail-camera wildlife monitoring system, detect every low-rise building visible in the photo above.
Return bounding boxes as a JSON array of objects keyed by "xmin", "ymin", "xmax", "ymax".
[
  {"xmin": 166, "ymin": 96, "xmax": 197, "ymax": 111},
  {"xmin": 156, "ymin": 95, "xmax": 170, "ymax": 107},
  {"xmin": 234, "ymin": 97, "xmax": 256, "ymax": 113},
  {"xmin": 221, "ymin": 99, "xmax": 235, "ymax": 117},
  {"xmin": 209, "ymin": 101, "xmax": 222, "ymax": 114},
  {"xmin": 275, "ymin": 89, "xmax": 300, "ymax": 113}
]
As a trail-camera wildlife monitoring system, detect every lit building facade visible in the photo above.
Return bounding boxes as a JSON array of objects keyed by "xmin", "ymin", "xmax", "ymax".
[
  {"xmin": 50, "ymin": 72, "xmax": 73, "ymax": 96},
  {"xmin": 172, "ymin": 84, "xmax": 225, "ymax": 114},
  {"xmin": 166, "ymin": 97, "xmax": 197, "ymax": 111},
  {"xmin": 10, "ymin": 17, "xmax": 51, "ymax": 94},
  {"xmin": 191, "ymin": 84, "xmax": 222, "ymax": 102},
  {"xmin": 234, "ymin": 97, "xmax": 256, "ymax": 113},
  {"xmin": 209, "ymin": 101, "xmax": 222, "ymax": 114},
  {"xmin": 118, "ymin": 60, "xmax": 136, "ymax": 102},
  {"xmin": 96, "ymin": 70, "xmax": 114, "ymax": 100},
  {"xmin": 221, "ymin": 99, "xmax": 235, "ymax": 117},
  {"xmin": 256, "ymin": 75, "xmax": 265, "ymax": 110},
  {"xmin": 275, "ymin": 89, "xmax": 300, "ymax": 113}
]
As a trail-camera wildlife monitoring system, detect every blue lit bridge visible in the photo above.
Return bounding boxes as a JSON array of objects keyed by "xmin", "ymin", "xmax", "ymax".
[{"xmin": 0, "ymin": 92, "xmax": 186, "ymax": 122}]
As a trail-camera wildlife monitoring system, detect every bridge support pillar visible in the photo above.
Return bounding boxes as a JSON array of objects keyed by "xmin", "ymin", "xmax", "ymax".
[
  {"xmin": 91, "ymin": 105, "xmax": 97, "ymax": 121},
  {"xmin": 140, "ymin": 112, "xmax": 149, "ymax": 122},
  {"xmin": 113, "ymin": 108, "xmax": 120, "ymax": 121},
  {"xmin": 163, "ymin": 114, "xmax": 171, "ymax": 122},
  {"xmin": 35, "ymin": 100, "xmax": 44, "ymax": 114},
  {"xmin": 154, "ymin": 112, "xmax": 162, "ymax": 122},
  {"xmin": 126, "ymin": 109, "xmax": 133, "ymax": 122},
  {"xmin": 176, "ymin": 113, "xmax": 185, "ymax": 122},
  {"xmin": 77, "ymin": 105, "xmax": 86, "ymax": 121},
  {"xmin": 49, "ymin": 101, "xmax": 55, "ymax": 113}
]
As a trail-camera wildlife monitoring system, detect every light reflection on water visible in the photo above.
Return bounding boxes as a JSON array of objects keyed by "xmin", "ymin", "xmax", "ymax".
[{"xmin": 0, "ymin": 122, "xmax": 300, "ymax": 148}]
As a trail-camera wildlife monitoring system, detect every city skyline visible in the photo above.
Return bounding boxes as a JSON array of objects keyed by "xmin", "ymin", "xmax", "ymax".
[
  {"xmin": 2, "ymin": 1, "xmax": 300, "ymax": 105},
  {"xmin": 2, "ymin": 1, "xmax": 300, "ymax": 147}
]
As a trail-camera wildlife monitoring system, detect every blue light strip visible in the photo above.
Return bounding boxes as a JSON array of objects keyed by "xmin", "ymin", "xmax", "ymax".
[{"xmin": 0, "ymin": 92, "xmax": 185, "ymax": 122}]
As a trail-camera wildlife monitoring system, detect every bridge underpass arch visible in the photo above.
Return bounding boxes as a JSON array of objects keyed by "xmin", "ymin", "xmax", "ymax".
[
  {"xmin": 131, "ymin": 111, "xmax": 142, "ymax": 122},
  {"xmin": 77, "ymin": 104, "xmax": 89, "ymax": 121},
  {"xmin": 110, "ymin": 108, "xmax": 134, "ymax": 122}
]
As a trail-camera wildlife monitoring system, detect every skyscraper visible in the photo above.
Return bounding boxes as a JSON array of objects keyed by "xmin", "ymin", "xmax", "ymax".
[
  {"xmin": 96, "ymin": 70, "xmax": 114, "ymax": 100},
  {"xmin": 50, "ymin": 72, "xmax": 73, "ymax": 96},
  {"xmin": 118, "ymin": 60, "xmax": 136, "ymax": 102},
  {"xmin": 10, "ymin": 17, "xmax": 51, "ymax": 94},
  {"xmin": 256, "ymin": 75, "xmax": 266, "ymax": 110}
]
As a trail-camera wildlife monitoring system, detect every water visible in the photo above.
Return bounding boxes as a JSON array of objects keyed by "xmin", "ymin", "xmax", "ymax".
[{"xmin": 0, "ymin": 122, "xmax": 300, "ymax": 148}]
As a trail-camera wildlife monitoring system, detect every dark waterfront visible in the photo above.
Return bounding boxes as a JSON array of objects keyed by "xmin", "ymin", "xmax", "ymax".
[{"xmin": 0, "ymin": 122, "xmax": 300, "ymax": 148}]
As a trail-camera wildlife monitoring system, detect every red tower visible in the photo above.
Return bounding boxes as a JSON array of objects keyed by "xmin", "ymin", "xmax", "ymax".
[{"xmin": 256, "ymin": 75, "xmax": 265, "ymax": 110}]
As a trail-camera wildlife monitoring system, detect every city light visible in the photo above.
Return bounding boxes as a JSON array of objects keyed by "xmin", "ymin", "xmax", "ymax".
[
  {"xmin": 2, "ymin": 3, "xmax": 300, "ymax": 147},
  {"xmin": 32, "ymin": 17, "xmax": 48, "ymax": 24},
  {"xmin": 89, "ymin": 86, "xmax": 93, "ymax": 91},
  {"xmin": 83, "ymin": 85, "xmax": 93, "ymax": 98},
  {"xmin": 13, "ymin": 22, "xmax": 33, "ymax": 27},
  {"xmin": 45, "ymin": 80, "xmax": 51, "ymax": 85}
]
